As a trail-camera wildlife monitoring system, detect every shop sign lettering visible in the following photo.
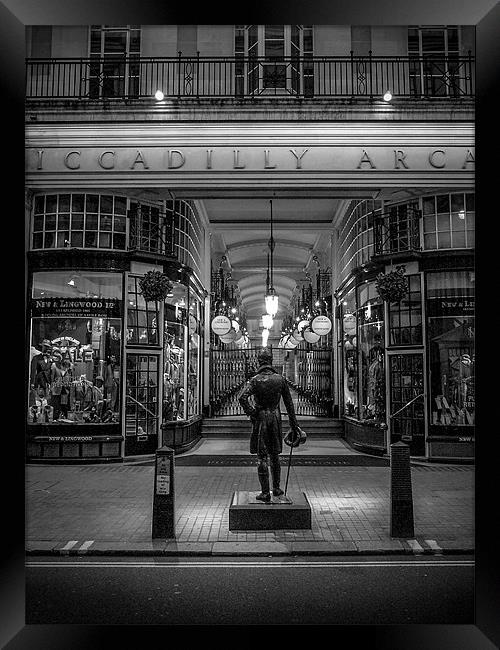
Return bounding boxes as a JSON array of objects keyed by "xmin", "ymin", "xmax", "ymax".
[
  {"xmin": 27, "ymin": 146, "xmax": 475, "ymax": 174},
  {"xmin": 47, "ymin": 436, "xmax": 93, "ymax": 442},
  {"xmin": 427, "ymin": 297, "xmax": 475, "ymax": 317},
  {"xmin": 31, "ymin": 297, "xmax": 122, "ymax": 318}
]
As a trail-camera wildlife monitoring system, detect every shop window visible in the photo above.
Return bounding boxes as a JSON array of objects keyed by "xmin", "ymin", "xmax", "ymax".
[
  {"xmin": 389, "ymin": 274, "xmax": 423, "ymax": 346},
  {"xmin": 163, "ymin": 283, "xmax": 188, "ymax": 421},
  {"xmin": 167, "ymin": 199, "xmax": 205, "ymax": 283},
  {"xmin": 31, "ymin": 193, "xmax": 128, "ymax": 252},
  {"xmin": 89, "ymin": 25, "xmax": 141, "ymax": 98},
  {"xmin": 408, "ymin": 26, "xmax": 461, "ymax": 97},
  {"xmin": 234, "ymin": 25, "xmax": 313, "ymax": 96},
  {"xmin": 28, "ymin": 271, "xmax": 122, "ymax": 425},
  {"xmin": 338, "ymin": 199, "xmax": 381, "ymax": 284},
  {"xmin": 187, "ymin": 290, "xmax": 202, "ymax": 418},
  {"xmin": 126, "ymin": 275, "xmax": 159, "ymax": 346},
  {"xmin": 427, "ymin": 271, "xmax": 475, "ymax": 430},
  {"xmin": 422, "ymin": 192, "xmax": 474, "ymax": 251},
  {"xmin": 357, "ymin": 283, "xmax": 385, "ymax": 422},
  {"xmin": 341, "ymin": 287, "xmax": 358, "ymax": 417}
]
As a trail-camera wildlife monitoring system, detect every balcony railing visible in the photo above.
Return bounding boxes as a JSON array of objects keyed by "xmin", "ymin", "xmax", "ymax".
[
  {"xmin": 25, "ymin": 53, "xmax": 475, "ymax": 101},
  {"xmin": 373, "ymin": 206, "xmax": 422, "ymax": 257}
]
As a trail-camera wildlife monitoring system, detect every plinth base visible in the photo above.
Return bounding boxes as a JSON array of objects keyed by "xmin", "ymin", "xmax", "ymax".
[{"xmin": 229, "ymin": 491, "xmax": 312, "ymax": 530}]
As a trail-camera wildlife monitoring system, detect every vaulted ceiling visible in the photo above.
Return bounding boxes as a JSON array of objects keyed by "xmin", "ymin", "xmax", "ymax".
[{"xmin": 202, "ymin": 197, "xmax": 345, "ymax": 332}]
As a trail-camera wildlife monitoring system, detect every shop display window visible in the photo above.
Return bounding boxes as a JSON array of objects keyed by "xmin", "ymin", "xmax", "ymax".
[
  {"xmin": 388, "ymin": 274, "xmax": 423, "ymax": 346},
  {"xmin": 341, "ymin": 287, "xmax": 358, "ymax": 417},
  {"xmin": 357, "ymin": 283, "xmax": 385, "ymax": 422},
  {"xmin": 427, "ymin": 271, "xmax": 475, "ymax": 429},
  {"xmin": 187, "ymin": 290, "xmax": 203, "ymax": 418},
  {"xmin": 163, "ymin": 283, "xmax": 188, "ymax": 421},
  {"xmin": 29, "ymin": 271, "xmax": 123, "ymax": 425},
  {"xmin": 31, "ymin": 193, "xmax": 127, "ymax": 251},
  {"xmin": 126, "ymin": 275, "xmax": 159, "ymax": 346}
]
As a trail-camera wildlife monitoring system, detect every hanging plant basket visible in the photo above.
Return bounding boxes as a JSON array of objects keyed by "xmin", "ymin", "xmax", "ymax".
[
  {"xmin": 375, "ymin": 265, "xmax": 408, "ymax": 303},
  {"xmin": 139, "ymin": 271, "xmax": 173, "ymax": 302}
]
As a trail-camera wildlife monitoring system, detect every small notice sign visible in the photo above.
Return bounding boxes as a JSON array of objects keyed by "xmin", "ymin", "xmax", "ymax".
[{"xmin": 156, "ymin": 474, "xmax": 170, "ymax": 495}]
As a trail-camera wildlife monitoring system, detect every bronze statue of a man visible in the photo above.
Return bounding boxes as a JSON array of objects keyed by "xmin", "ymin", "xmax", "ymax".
[{"xmin": 238, "ymin": 347, "xmax": 301, "ymax": 502}]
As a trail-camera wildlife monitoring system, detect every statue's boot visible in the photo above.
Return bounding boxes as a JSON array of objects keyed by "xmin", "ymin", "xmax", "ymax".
[
  {"xmin": 270, "ymin": 455, "xmax": 284, "ymax": 496},
  {"xmin": 256, "ymin": 463, "xmax": 271, "ymax": 502}
]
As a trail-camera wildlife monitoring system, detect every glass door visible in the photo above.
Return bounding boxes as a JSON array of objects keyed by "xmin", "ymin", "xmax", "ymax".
[
  {"xmin": 388, "ymin": 351, "xmax": 426, "ymax": 456},
  {"xmin": 125, "ymin": 352, "xmax": 160, "ymax": 455}
]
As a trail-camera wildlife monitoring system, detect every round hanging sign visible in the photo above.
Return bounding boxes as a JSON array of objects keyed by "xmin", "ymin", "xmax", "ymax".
[
  {"xmin": 234, "ymin": 330, "xmax": 243, "ymax": 342},
  {"xmin": 292, "ymin": 328, "xmax": 304, "ymax": 341},
  {"xmin": 343, "ymin": 313, "xmax": 356, "ymax": 335},
  {"xmin": 303, "ymin": 327, "xmax": 320, "ymax": 344},
  {"xmin": 219, "ymin": 329, "xmax": 237, "ymax": 343},
  {"xmin": 211, "ymin": 315, "xmax": 231, "ymax": 336},
  {"xmin": 297, "ymin": 319, "xmax": 310, "ymax": 333},
  {"xmin": 231, "ymin": 319, "xmax": 240, "ymax": 333},
  {"xmin": 311, "ymin": 315, "xmax": 332, "ymax": 336}
]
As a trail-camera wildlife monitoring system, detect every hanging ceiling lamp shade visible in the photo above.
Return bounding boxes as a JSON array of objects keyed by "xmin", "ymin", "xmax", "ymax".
[
  {"xmin": 262, "ymin": 313, "xmax": 274, "ymax": 330},
  {"xmin": 265, "ymin": 199, "xmax": 279, "ymax": 316}
]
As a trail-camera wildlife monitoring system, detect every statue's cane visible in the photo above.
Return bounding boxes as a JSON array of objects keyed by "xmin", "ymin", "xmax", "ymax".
[{"xmin": 284, "ymin": 431, "xmax": 295, "ymax": 496}]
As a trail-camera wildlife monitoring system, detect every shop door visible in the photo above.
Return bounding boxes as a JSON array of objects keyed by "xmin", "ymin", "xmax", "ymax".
[
  {"xmin": 388, "ymin": 352, "xmax": 426, "ymax": 456},
  {"xmin": 125, "ymin": 352, "xmax": 160, "ymax": 455}
]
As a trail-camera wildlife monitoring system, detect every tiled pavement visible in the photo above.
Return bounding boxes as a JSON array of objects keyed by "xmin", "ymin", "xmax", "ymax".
[{"xmin": 26, "ymin": 458, "xmax": 474, "ymax": 556}]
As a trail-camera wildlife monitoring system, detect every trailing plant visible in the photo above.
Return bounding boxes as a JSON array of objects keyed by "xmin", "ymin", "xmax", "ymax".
[
  {"xmin": 139, "ymin": 271, "xmax": 173, "ymax": 302},
  {"xmin": 375, "ymin": 265, "xmax": 408, "ymax": 303}
]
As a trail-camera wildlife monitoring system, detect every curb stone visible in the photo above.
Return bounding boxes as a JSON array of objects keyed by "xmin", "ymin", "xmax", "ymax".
[{"xmin": 25, "ymin": 539, "xmax": 474, "ymax": 557}]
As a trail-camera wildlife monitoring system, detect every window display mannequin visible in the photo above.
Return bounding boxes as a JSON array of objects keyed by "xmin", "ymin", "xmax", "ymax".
[
  {"xmin": 70, "ymin": 374, "xmax": 98, "ymax": 412},
  {"xmin": 450, "ymin": 353, "xmax": 473, "ymax": 409},
  {"xmin": 105, "ymin": 354, "xmax": 120, "ymax": 412},
  {"xmin": 50, "ymin": 353, "xmax": 73, "ymax": 420},
  {"xmin": 30, "ymin": 339, "xmax": 53, "ymax": 397}
]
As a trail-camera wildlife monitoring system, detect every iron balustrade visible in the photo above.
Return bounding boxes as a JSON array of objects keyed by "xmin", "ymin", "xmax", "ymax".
[
  {"xmin": 25, "ymin": 53, "xmax": 475, "ymax": 100},
  {"xmin": 373, "ymin": 206, "xmax": 422, "ymax": 257}
]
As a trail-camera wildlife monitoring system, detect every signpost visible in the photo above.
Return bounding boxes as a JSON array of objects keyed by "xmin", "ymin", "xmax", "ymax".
[{"xmin": 152, "ymin": 446, "xmax": 175, "ymax": 538}]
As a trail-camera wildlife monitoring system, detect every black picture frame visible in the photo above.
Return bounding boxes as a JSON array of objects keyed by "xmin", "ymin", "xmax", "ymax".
[{"xmin": 4, "ymin": 0, "xmax": 498, "ymax": 646}]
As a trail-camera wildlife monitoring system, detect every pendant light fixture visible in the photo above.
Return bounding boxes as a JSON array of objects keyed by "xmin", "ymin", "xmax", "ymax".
[{"xmin": 265, "ymin": 199, "xmax": 279, "ymax": 317}]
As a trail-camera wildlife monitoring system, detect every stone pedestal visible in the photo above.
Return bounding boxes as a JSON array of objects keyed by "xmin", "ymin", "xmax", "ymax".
[{"xmin": 229, "ymin": 491, "xmax": 312, "ymax": 531}]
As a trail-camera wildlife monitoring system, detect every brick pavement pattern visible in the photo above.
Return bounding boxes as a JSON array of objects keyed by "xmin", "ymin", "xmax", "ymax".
[{"xmin": 26, "ymin": 463, "xmax": 474, "ymax": 551}]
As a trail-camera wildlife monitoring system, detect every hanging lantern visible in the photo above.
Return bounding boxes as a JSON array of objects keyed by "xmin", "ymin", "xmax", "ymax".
[{"xmin": 262, "ymin": 313, "xmax": 274, "ymax": 329}]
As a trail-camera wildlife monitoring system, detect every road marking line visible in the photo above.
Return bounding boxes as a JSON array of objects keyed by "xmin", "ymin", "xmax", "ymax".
[
  {"xmin": 78, "ymin": 540, "xmax": 95, "ymax": 554},
  {"xmin": 407, "ymin": 539, "xmax": 424, "ymax": 554},
  {"xmin": 425, "ymin": 539, "xmax": 443, "ymax": 554},
  {"xmin": 26, "ymin": 560, "xmax": 474, "ymax": 569},
  {"xmin": 60, "ymin": 540, "xmax": 79, "ymax": 554}
]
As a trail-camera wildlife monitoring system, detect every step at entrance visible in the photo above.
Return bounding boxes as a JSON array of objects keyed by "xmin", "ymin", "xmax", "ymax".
[{"xmin": 201, "ymin": 417, "xmax": 344, "ymax": 438}]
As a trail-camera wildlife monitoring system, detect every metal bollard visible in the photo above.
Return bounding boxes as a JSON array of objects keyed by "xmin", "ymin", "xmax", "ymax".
[
  {"xmin": 152, "ymin": 446, "xmax": 175, "ymax": 539},
  {"xmin": 390, "ymin": 441, "xmax": 415, "ymax": 538}
]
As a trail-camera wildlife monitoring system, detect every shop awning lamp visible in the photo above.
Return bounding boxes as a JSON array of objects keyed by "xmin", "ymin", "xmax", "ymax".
[
  {"xmin": 383, "ymin": 90, "xmax": 392, "ymax": 102},
  {"xmin": 154, "ymin": 90, "xmax": 165, "ymax": 101}
]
